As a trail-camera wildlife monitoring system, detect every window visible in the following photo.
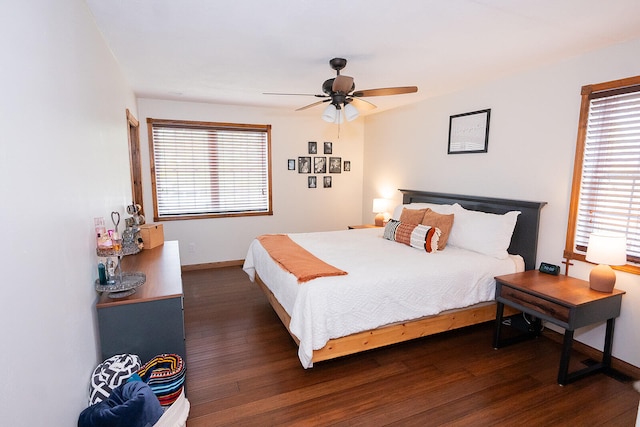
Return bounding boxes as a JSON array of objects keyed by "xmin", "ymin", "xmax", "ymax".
[
  {"xmin": 147, "ymin": 118, "xmax": 272, "ymax": 221},
  {"xmin": 564, "ymin": 75, "xmax": 640, "ymax": 274}
]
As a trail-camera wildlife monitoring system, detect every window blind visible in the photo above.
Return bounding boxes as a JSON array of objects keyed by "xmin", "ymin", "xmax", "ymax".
[
  {"xmin": 149, "ymin": 120, "xmax": 271, "ymax": 219},
  {"xmin": 575, "ymin": 87, "xmax": 640, "ymax": 263}
]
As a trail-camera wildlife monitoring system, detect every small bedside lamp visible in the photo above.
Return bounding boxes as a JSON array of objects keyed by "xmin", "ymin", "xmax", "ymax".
[
  {"xmin": 585, "ymin": 232, "xmax": 627, "ymax": 293},
  {"xmin": 372, "ymin": 198, "xmax": 388, "ymax": 227}
]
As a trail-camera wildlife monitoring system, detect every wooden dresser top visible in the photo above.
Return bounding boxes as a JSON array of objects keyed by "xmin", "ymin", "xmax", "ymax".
[{"xmin": 96, "ymin": 240, "xmax": 182, "ymax": 308}]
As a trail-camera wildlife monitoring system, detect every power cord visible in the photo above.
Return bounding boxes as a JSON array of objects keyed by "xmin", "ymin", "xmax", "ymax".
[{"xmin": 501, "ymin": 313, "xmax": 545, "ymax": 332}]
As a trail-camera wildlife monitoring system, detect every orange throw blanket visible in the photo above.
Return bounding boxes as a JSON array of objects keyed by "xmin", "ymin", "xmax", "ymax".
[{"xmin": 257, "ymin": 234, "xmax": 348, "ymax": 283}]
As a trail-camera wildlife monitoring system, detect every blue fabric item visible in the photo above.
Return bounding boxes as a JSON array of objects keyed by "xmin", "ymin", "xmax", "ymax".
[
  {"xmin": 127, "ymin": 373, "xmax": 143, "ymax": 383},
  {"xmin": 78, "ymin": 381, "xmax": 163, "ymax": 427}
]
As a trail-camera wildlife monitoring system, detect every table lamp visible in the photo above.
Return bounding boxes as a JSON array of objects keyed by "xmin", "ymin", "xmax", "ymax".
[
  {"xmin": 585, "ymin": 232, "xmax": 627, "ymax": 293},
  {"xmin": 372, "ymin": 198, "xmax": 388, "ymax": 227}
]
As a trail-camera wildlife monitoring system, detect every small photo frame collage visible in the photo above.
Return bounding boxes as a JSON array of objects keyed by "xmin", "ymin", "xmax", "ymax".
[{"xmin": 288, "ymin": 141, "xmax": 350, "ymax": 188}]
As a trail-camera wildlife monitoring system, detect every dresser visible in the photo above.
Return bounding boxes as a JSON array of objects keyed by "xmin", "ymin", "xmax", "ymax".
[{"xmin": 96, "ymin": 241, "xmax": 186, "ymax": 363}]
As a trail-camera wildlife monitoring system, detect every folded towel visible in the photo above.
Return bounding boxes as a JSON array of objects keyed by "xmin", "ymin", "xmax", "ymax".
[{"xmin": 138, "ymin": 354, "xmax": 186, "ymax": 407}]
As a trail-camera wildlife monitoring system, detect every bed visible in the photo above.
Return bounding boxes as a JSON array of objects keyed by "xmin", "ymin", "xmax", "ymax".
[{"xmin": 243, "ymin": 190, "xmax": 546, "ymax": 368}]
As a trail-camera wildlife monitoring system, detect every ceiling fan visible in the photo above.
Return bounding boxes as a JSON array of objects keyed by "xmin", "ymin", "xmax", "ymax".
[{"xmin": 264, "ymin": 58, "xmax": 418, "ymax": 123}]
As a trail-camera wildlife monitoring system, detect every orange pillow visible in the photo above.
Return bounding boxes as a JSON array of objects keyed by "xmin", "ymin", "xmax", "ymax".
[
  {"xmin": 399, "ymin": 208, "xmax": 427, "ymax": 224},
  {"xmin": 422, "ymin": 209, "xmax": 454, "ymax": 250}
]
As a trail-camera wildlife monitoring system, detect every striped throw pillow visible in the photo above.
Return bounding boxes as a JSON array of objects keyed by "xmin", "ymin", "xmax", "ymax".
[{"xmin": 383, "ymin": 219, "xmax": 441, "ymax": 253}]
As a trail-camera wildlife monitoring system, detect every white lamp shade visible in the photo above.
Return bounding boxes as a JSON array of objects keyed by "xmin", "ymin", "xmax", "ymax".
[
  {"xmin": 334, "ymin": 109, "xmax": 344, "ymax": 124},
  {"xmin": 344, "ymin": 103, "xmax": 359, "ymax": 121},
  {"xmin": 322, "ymin": 104, "xmax": 337, "ymax": 122},
  {"xmin": 372, "ymin": 198, "xmax": 388, "ymax": 213},
  {"xmin": 585, "ymin": 232, "xmax": 627, "ymax": 266}
]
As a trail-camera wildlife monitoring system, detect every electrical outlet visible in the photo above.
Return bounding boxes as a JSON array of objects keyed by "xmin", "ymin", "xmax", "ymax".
[{"xmin": 188, "ymin": 242, "xmax": 196, "ymax": 254}]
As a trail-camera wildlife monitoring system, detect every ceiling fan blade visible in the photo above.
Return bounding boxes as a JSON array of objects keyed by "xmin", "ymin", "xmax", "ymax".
[
  {"xmin": 295, "ymin": 99, "xmax": 331, "ymax": 111},
  {"xmin": 332, "ymin": 75, "xmax": 354, "ymax": 93},
  {"xmin": 349, "ymin": 97, "xmax": 377, "ymax": 111},
  {"xmin": 352, "ymin": 86, "xmax": 418, "ymax": 97},
  {"xmin": 264, "ymin": 92, "xmax": 325, "ymax": 97}
]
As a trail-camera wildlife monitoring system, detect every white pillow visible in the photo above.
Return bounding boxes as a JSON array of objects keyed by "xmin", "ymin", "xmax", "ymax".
[
  {"xmin": 447, "ymin": 203, "xmax": 520, "ymax": 259},
  {"xmin": 391, "ymin": 202, "xmax": 454, "ymax": 220}
]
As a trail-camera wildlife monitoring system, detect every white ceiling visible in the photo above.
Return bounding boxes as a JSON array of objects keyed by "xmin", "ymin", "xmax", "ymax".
[{"xmin": 85, "ymin": 0, "xmax": 640, "ymax": 116}]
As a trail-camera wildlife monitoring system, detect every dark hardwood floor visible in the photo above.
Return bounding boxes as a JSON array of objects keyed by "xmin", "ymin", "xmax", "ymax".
[{"xmin": 182, "ymin": 266, "xmax": 639, "ymax": 426}]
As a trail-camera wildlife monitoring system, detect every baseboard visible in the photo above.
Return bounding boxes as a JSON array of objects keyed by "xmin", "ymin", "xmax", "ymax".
[
  {"xmin": 542, "ymin": 329, "xmax": 640, "ymax": 381},
  {"xmin": 181, "ymin": 259, "xmax": 244, "ymax": 271}
]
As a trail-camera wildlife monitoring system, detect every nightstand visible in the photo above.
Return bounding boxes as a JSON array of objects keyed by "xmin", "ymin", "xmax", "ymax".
[
  {"xmin": 493, "ymin": 270, "xmax": 625, "ymax": 385},
  {"xmin": 348, "ymin": 224, "xmax": 383, "ymax": 229}
]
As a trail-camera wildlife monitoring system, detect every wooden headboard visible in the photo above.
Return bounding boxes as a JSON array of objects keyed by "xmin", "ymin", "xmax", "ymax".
[{"xmin": 399, "ymin": 190, "xmax": 546, "ymax": 271}]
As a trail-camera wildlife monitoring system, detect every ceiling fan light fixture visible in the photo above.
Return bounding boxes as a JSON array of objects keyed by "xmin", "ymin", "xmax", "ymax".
[
  {"xmin": 322, "ymin": 104, "xmax": 337, "ymax": 122},
  {"xmin": 344, "ymin": 103, "xmax": 359, "ymax": 121},
  {"xmin": 265, "ymin": 58, "xmax": 417, "ymax": 123}
]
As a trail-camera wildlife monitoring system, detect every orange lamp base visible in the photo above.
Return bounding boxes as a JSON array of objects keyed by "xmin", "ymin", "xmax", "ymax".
[
  {"xmin": 374, "ymin": 213, "xmax": 385, "ymax": 227},
  {"xmin": 589, "ymin": 264, "xmax": 616, "ymax": 293}
]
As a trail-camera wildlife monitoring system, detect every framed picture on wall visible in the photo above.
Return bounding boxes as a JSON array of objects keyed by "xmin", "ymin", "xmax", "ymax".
[
  {"xmin": 324, "ymin": 141, "xmax": 333, "ymax": 154},
  {"xmin": 298, "ymin": 156, "xmax": 311, "ymax": 173},
  {"xmin": 323, "ymin": 176, "xmax": 332, "ymax": 188},
  {"xmin": 447, "ymin": 109, "xmax": 491, "ymax": 154},
  {"xmin": 308, "ymin": 176, "xmax": 317, "ymax": 188},
  {"xmin": 314, "ymin": 157, "xmax": 326, "ymax": 173},
  {"xmin": 329, "ymin": 157, "xmax": 342, "ymax": 173},
  {"xmin": 288, "ymin": 159, "xmax": 295, "ymax": 170},
  {"xmin": 344, "ymin": 160, "xmax": 351, "ymax": 171},
  {"xmin": 308, "ymin": 141, "xmax": 317, "ymax": 154}
]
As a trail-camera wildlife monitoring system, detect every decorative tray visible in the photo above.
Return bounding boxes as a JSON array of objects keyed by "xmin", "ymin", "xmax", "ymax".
[
  {"xmin": 96, "ymin": 241, "xmax": 141, "ymax": 258},
  {"xmin": 95, "ymin": 272, "xmax": 146, "ymax": 299}
]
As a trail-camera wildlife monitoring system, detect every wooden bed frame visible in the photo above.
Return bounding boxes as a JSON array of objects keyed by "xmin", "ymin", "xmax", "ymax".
[{"xmin": 255, "ymin": 190, "xmax": 546, "ymax": 364}]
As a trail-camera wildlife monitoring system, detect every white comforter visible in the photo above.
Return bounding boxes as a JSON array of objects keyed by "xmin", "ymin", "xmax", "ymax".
[{"xmin": 243, "ymin": 228, "xmax": 523, "ymax": 368}]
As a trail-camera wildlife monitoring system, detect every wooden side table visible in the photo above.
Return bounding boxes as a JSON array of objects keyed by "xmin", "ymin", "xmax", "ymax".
[{"xmin": 493, "ymin": 270, "xmax": 625, "ymax": 385}]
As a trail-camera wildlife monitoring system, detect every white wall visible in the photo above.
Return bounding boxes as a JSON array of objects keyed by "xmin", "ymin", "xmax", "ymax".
[
  {"xmin": 137, "ymin": 99, "xmax": 365, "ymax": 265},
  {"xmin": 0, "ymin": 1, "xmax": 137, "ymax": 425},
  {"xmin": 363, "ymin": 38, "xmax": 640, "ymax": 369}
]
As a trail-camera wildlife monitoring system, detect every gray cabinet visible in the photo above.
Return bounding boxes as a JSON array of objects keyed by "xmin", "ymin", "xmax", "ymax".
[{"xmin": 96, "ymin": 241, "xmax": 186, "ymax": 363}]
